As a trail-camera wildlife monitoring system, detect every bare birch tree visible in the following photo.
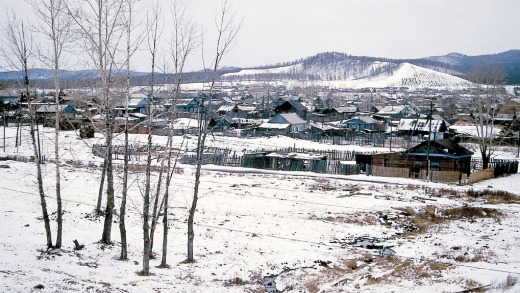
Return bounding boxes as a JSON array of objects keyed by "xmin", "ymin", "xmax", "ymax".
[
  {"xmin": 470, "ymin": 65, "xmax": 506, "ymax": 169},
  {"xmin": 187, "ymin": 0, "xmax": 241, "ymax": 262},
  {"xmin": 157, "ymin": 0, "xmax": 198, "ymax": 268},
  {"xmin": 119, "ymin": 0, "xmax": 142, "ymax": 260},
  {"xmin": 1, "ymin": 12, "xmax": 53, "ymax": 248},
  {"xmin": 141, "ymin": 0, "xmax": 162, "ymax": 274},
  {"xmin": 66, "ymin": 0, "xmax": 126, "ymax": 244},
  {"xmin": 28, "ymin": 0, "xmax": 72, "ymax": 249}
]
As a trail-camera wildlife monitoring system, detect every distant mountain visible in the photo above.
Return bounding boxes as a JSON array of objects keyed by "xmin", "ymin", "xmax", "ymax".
[
  {"xmin": 411, "ymin": 50, "xmax": 520, "ymax": 84},
  {"xmin": 1, "ymin": 50, "xmax": 519, "ymax": 88},
  {"xmin": 221, "ymin": 52, "xmax": 475, "ymax": 89},
  {"xmin": 222, "ymin": 50, "xmax": 520, "ymax": 88},
  {"xmin": 0, "ymin": 68, "xmax": 149, "ymax": 81}
]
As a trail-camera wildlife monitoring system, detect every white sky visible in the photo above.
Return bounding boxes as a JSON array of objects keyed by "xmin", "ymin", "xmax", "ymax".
[{"xmin": 3, "ymin": 0, "xmax": 520, "ymax": 72}]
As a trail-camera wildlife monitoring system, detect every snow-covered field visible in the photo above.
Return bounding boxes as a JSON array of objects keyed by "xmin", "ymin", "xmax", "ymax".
[{"xmin": 1, "ymin": 125, "xmax": 520, "ymax": 292}]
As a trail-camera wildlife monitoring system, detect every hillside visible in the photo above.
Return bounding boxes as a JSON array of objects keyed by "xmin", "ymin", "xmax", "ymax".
[
  {"xmin": 222, "ymin": 53, "xmax": 475, "ymax": 89},
  {"xmin": 1, "ymin": 50, "xmax": 519, "ymax": 88}
]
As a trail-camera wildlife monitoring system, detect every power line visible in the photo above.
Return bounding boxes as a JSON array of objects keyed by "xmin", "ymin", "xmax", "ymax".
[{"xmin": 1, "ymin": 185, "xmax": 520, "ymax": 276}]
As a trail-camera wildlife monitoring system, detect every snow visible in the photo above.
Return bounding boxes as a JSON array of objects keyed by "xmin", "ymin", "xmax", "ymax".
[
  {"xmin": 1, "ymin": 125, "xmax": 520, "ymax": 292},
  {"xmin": 450, "ymin": 124, "xmax": 503, "ymax": 139},
  {"xmin": 221, "ymin": 60, "xmax": 475, "ymax": 90}
]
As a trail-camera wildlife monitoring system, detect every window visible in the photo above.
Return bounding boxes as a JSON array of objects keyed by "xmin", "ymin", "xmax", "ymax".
[
  {"xmin": 384, "ymin": 156, "xmax": 391, "ymax": 167},
  {"xmin": 430, "ymin": 162, "xmax": 440, "ymax": 171}
]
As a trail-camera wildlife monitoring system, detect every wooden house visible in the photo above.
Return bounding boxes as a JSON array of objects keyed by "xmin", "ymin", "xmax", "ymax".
[
  {"xmin": 374, "ymin": 105, "xmax": 416, "ymax": 119},
  {"xmin": 344, "ymin": 116, "xmax": 379, "ymax": 132},
  {"xmin": 0, "ymin": 89, "xmax": 19, "ymax": 109},
  {"xmin": 242, "ymin": 151, "xmax": 327, "ymax": 172},
  {"xmin": 36, "ymin": 104, "xmax": 79, "ymax": 129},
  {"xmin": 268, "ymin": 112, "xmax": 308, "ymax": 133},
  {"xmin": 396, "ymin": 118, "xmax": 449, "ymax": 138},
  {"xmin": 356, "ymin": 139, "xmax": 473, "ymax": 183},
  {"xmin": 273, "ymin": 99, "xmax": 308, "ymax": 119},
  {"xmin": 177, "ymin": 96, "xmax": 205, "ymax": 113}
]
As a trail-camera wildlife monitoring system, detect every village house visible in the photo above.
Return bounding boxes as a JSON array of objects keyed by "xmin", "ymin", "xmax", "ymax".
[
  {"xmin": 272, "ymin": 99, "xmax": 308, "ymax": 120},
  {"xmin": 36, "ymin": 104, "xmax": 78, "ymax": 129},
  {"xmin": 254, "ymin": 112, "xmax": 307, "ymax": 137},
  {"xmin": 396, "ymin": 117, "xmax": 450, "ymax": 139},
  {"xmin": 356, "ymin": 139, "xmax": 473, "ymax": 183},
  {"xmin": 343, "ymin": 116, "xmax": 380, "ymax": 132},
  {"xmin": 373, "ymin": 105, "xmax": 416, "ymax": 120}
]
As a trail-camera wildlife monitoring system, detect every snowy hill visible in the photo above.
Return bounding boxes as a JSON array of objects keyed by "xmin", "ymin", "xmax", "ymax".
[{"xmin": 222, "ymin": 52, "xmax": 474, "ymax": 89}]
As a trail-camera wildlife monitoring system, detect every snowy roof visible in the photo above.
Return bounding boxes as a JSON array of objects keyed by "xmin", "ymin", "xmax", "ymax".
[
  {"xmin": 269, "ymin": 112, "xmax": 307, "ymax": 125},
  {"xmin": 377, "ymin": 105, "xmax": 413, "ymax": 115},
  {"xmin": 397, "ymin": 118, "xmax": 446, "ymax": 132},
  {"xmin": 35, "ymin": 104, "xmax": 75, "ymax": 113},
  {"xmin": 335, "ymin": 106, "xmax": 358, "ymax": 113},
  {"xmin": 217, "ymin": 104, "xmax": 235, "ymax": 112},
  {"xmin": 258, "ymin": 122, "xmax": 290, "ymax": 129},
  {"xmin": 347, "ymin": 116, "xmax": 377, "ymax": 124}
]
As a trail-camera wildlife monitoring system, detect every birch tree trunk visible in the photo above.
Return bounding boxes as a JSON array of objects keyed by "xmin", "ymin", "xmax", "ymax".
[
  {"xmin": 187, "ymin": 0, "xmax": 241, "ymax": 262},
  {"xmin": 1, "ymin": 14, "xmax": 53, "ymax": 248}
]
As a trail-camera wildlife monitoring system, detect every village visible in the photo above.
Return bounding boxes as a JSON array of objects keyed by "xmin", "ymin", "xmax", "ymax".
[{"xmin": 1, "ymin": 83, "xmax": 519, "ymax": 186}]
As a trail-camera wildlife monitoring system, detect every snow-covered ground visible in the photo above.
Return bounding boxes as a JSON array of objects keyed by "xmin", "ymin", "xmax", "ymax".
[{"xmin": 1, "ymin": 125, "xmax": 520, "ymax": 292}]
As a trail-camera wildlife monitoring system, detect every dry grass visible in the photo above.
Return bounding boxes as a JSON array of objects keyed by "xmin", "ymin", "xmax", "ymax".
[
  {"xmin": 437, "ymin": 188, "xmax": 459, "ymax": 196},
  {"xmin": 223, "ymin": 277, "xmax": 248, "ymax": 287},
  {"xmin": 314, "ymin": 213, "xmax": 379, "ymax": 225},
  {"xmin": 304, "ymin": 278, "xmax": 320, "ymax": 293},
  {"xmin": 394, "ymin": 206, "xmax": 416, "ymax": 216},
  {"xmin": 345, "ymin": 259, "xmax": 358, "ymax": 270},
  {"xmin": 406, "ymin": 184, "xmax": 420, "ymax": 191},
  {"xmin": 494, "ymin": 274, "xmax": 520, "ymax": 289},
  {"xmin": 310, "ymin": 178, "xmax": 336, "ymax": 191},
  {"xmin": 364, "ymin": 257, "xmax": 451, "ymax": 286},
  {"xmin": 398, "ymin": 205, "xmax": 502, "ymax": 236},
  {"xmin": 443, "ymin": 206, "xmax": 502, "ymax": 220},
  {"xmin": 466, "ymin": 189, "xmax": 519, "ymax": 204}
]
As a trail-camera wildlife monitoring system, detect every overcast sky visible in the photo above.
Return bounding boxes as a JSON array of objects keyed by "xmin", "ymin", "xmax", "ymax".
[{"xmin": 3, "ymin": 0, "xmax": 520, "ymax": 72}]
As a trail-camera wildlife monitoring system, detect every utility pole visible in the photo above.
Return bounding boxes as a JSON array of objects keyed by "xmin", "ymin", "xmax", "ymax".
[
  {"xmin": 3, "ymin": 108, "xmax": 6, "ymax": 152},
  {"xmin": 426, "ymin": 96, "xmax": 433, "ymax": 182}
]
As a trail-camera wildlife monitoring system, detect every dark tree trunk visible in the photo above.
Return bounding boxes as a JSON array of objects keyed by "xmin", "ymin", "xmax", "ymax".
[{"xmin": 96, "ymin": 158, "xmax": 107, "ymax": 215}]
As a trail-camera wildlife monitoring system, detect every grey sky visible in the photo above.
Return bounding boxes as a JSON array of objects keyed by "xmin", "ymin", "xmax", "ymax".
[{"xmin": 3, "ymin": 0, "xmax": 520, "ymax": 72}]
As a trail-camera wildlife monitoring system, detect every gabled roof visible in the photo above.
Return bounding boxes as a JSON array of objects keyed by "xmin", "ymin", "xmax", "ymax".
[
  {"xmin": 397, "ymin": 118, "xmax": 447, "ymax": 133},
  {"xmin": 309, "ymin": 122, "xmax": 341, "ymax": 131},
  {"xmin": 403, "ymin": 139, "xmax": 473, "ymax": 159},
  {"xmin": 276, "ymin": 100, "xmax": 307, "ymax": 112},
  {"xmin": 377, "ymin": 105, "xmax": 415, "ymax": 115},
  {"xmin": 347, "ymin": 116, "xmax": 377, "ymax": 124},
  {"xmin": 258, "ymin": 122, "xmax": 290, "ymax": 129},
  {"xmin": 217, "ymin": 104, "xmax": 235, "ymax": 112},
  {"xmin": 335, "ymin": 106, "xmax": 358, "ymax": 113},
  {"xmin": 269, "ymin": 112, "xmax": 307, "ymax": 125},
  {"xmin": 36, "ymin": 104, "xmax": 75, "ymax": 113}
]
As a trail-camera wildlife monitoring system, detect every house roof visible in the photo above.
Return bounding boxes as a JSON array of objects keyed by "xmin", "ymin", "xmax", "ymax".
[
  {"xmin": 217, "ymin": 104, "xmax": 235, "ymax": 112},
  {"xmin": 403, "ymin": 139, "xmax": 473, "ymax": 158},
  {"xmin": 347, "ymin": 116, "xmax": 377, "ymax": 124},
  {"xmin": 309, "ymin": 122, "xmax": 341, "ymax": 131},
  {"xmin": 335, "ymin": 106, "xmax": 358, "ymax": 113},
  {"xmin": 36, "ymin": 104, "xmax": 75, "ymax": 113},
  {"xmin": 258, "ymin": 122, "xmax": 290, "ymax": 129},
  {"xmin": 397, "ymin": 118, "xmax": 447, "ymax": 133},
  {"xmin": 277, "ymin": 100, "xmax": 307, "ymax": 112},
  {"xmin": 377, "ymin": 105, "xmax": 415, "ymax": 115},
  {"xmin": 269, "ymin": 112, "xmax": 307, "ymax": 125},
  {"xmin": 128, "ymin": 97, "xmax": 150, "ymax": 107}
]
